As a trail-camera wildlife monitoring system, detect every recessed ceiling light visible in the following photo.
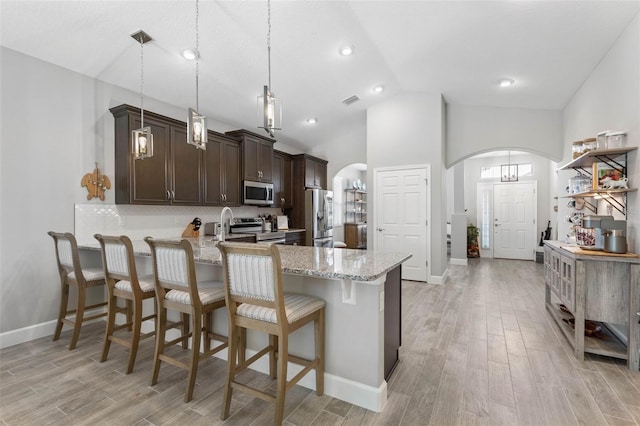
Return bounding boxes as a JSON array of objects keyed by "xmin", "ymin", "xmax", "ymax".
[
  {"xmin": 373, "ymin": 84, "xmax": 384, "ymax": 94},
  {"xmin": 339, "ymin": 45, "xmax": 354, "ymax": 56},
  {"xmin": 499, "ymin": 78, "xmax": 515, "ymax": 87},
  {"xmin": 306, "ymin": 118, "xmax": 317, "ymax": 124},
  {"xmin": 182, "ymin": 49, "xmax": 199, "ymax": 60}
]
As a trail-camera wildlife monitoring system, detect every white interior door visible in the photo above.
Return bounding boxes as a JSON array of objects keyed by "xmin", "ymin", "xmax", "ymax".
[
  {"xmin": 493, "ymin": 182, "xmax": 536, "ymax": 260},
  {"xmin": 375, "ymin": 166, "xmax": 429, "ymax": 281}
]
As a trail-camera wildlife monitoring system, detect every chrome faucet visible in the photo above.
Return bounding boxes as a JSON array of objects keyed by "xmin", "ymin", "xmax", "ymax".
[{"xmin": 219, "ymin": 206, "xmax": 234, "ymax": 242}]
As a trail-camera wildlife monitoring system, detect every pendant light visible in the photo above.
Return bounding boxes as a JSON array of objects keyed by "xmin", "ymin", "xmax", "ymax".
[
  {"xmin": 187, "ymin": 0, "xmax": 207, "ymax": 149},
  {"xmin": 257, "ymin": 0, "xmax": 282, "ymax": 137},
  {"xmin": 131, "ymin": 30, "xmax": 153, "ymax": 160}
]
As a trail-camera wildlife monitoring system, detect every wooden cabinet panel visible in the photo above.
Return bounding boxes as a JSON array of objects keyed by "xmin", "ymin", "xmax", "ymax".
[
  {"xmin": 290, "ymin": 154, "xmax": 329, "ymax": 229},
  {"xmin": 223, "ymin": 140, "xmax": 242, "ymax": 205},
  {"xmin": 345, "ymin": 223, "xmax": 367, "ymax": 249},
  {"xmin": 171, "ymin": 126, "xmax": 202, "ymax": 205},
  {"xmin": 226, "ymin": 130, "xmax": 274, "ymax": 183},
  {"xmin": 130, "ymin": 115, "xmax": 171, "ymax": 204},
  {"xmin": 560, "ymin": 255, "xmax": 576, "ymax": 313},
  {"xmin": 284, "ymin": 231, "xmax": 305, "ymax": 246},
  {"xmin": 203, "ymin": 132, "xmax": 241, "ymax": 206},
  {"xmin": 304, "ymin": 158, "xmax": 327, "ymax": 189},
  {"xmin": 273, "ymin": 150, "xmax": 293, "ymax": 208},
  {"xmin": 113, "ymin": 105, "xmax": 207, "ymax": 205}
]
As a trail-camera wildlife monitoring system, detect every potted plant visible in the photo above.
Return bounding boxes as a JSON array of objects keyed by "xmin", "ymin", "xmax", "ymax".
[{"xmin": 467, "ymin": 224, "xmax": 480, "ymax": 258}]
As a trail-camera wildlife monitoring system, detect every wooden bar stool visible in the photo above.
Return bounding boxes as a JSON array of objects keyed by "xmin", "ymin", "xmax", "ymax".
[
  {"xmin": 218, "ymin": 242, "xmax": 325, "ymax": 425},
  {"xmin": 94, "ymin": 234, "xmax": 157, "ymax": 374},
  {"xmin": 48, "ymin": 231, "xmax": 108, "ymax": 350},
  {"xmin": 145, "ymin": 237, "xmax": 228, "ymax": 402}
]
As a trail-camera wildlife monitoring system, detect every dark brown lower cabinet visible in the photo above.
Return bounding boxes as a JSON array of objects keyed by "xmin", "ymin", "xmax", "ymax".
[
  {"xmin": 284, "ymin": 231, "xmax": 305, "ymax": 246},
  {"xmin": 384, "ymin": 265, "xmax": 401, "ymax": 380},
  {"xmin": 345, "ymin": 223, "xmax": 367, "ymax": 249}
]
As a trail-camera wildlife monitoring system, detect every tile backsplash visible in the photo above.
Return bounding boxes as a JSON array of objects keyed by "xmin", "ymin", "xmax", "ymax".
[{"xmin": 74, "ymin": 204, "xmax": 282, "ymax": 245}]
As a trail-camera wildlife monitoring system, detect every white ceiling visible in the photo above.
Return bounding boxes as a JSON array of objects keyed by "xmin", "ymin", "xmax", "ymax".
[{"xmin": 1, "ymin": 1, "xmax": 638, "ymax": 151}]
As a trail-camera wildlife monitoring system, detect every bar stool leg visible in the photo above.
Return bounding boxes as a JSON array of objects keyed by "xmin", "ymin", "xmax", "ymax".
[
  {"xmin": 53, "ymin": 281, "xmax": 69, "ymax": 342},
  {"xmin": 101, "ymin": 292, "xmax": 117, "ymax": 362},
  {"xmin": 185, "ymin": 311, "xmax": 201, "ymax": 403},
  {"xmin": 151, "ymin": 304, "xmax": 167, "ymax": 386},
  {"xmin": 69, "ymin": 285, "xmax": 86, "ymax": 350},
  {"xmin": 269, "ymin": 334, "xmax": 277, "ymax": 379},
  {"xmin": 126, "ymin": 297, "xmax": 143, "ymax": 374},
  {"xmin": 315, "ymin": 310, "xmax": 325, "ymax": 395},
  {"xmin": 275, "ymin": 333, "xmax": 288, "ymax": 425},
  {"xmin": 221, "ymin": 325, "xmax": 239, "ymax": 420}
]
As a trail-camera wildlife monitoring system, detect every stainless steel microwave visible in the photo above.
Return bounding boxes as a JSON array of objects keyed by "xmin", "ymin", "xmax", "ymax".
[{"xmin": 243, "ymin": 180, "xmax": 274, "ymax": 205}]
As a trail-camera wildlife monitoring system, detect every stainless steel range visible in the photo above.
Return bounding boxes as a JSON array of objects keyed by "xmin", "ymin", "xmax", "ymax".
[{"xmin": 230, "ymin": 218, "xmax": 286, "ymax": 244}]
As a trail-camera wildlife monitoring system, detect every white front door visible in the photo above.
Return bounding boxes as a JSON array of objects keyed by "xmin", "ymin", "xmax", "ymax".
[
  {"xmin": 493, "ymin": 182, "xmax": 536, "ymax": 260},
  {"xmin": 374, "ymin": 166, "xmax": 429, "ymax": 281}
]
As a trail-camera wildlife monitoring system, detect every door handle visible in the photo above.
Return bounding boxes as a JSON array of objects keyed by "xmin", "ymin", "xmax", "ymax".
[
  {"xmin": 495, "ymin": 224, "xmax": 500, "ymax": 227},
  {"xmin": 377, "ymin": 227, "xmax": 385, "ymax": 232}
]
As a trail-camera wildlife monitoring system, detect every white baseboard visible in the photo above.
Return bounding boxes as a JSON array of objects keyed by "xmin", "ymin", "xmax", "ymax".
[
  {"xmin": 449, "ymin": 257, "xmax": 468, "ymax": 266},
  {"xmin": 0, "ymin": 311, "xmax": 107, "ymax": 349},
  {"xmin": 0, "ymin": 319, "xmax": 59, "ymax": 349},
  {"xmin": 428, "ymin": 267, "xmax": 449, "ymax": 285}
]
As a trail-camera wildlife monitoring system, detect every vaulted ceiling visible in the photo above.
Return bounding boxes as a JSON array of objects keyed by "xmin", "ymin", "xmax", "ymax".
[{"xmin": 1, "ymin": 1, "xmax": 638, "ymax": 151}]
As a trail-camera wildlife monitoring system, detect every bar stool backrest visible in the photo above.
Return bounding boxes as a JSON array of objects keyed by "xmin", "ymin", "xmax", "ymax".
[
  {"xmin": 218, "ymin": 242, "xmax": 286, "ymax": 324},
  {"xmin": 145, "ymin": 238, "xmax": 202, "ymax": 306},
  {"xmin": 94, "ymin": 234, "xmax": 142, "ymax": 289},
  {"xmin": 48, "ymin": 231, "xmax": 83, "ymax": 280}
]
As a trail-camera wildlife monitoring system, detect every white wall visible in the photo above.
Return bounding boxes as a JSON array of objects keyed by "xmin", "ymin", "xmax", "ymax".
[
  {"xmin": 560, "ymin": 14, "xmax": 639, "ymax": 250},
  {"xmin": 446, "ymin": 103, "xmax": 564, "ymax": 166},
  {"xmin": 367, "ymin": 93, "xmax": 448, "ymax": 280}
]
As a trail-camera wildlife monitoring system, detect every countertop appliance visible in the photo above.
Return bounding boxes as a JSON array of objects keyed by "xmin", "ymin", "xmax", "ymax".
[
  {"xmin": 581, "ymin": 215, "xmax": 627, "ymax": 252},
  {"xmin": 230, "ymin": 217, "xmax": 285, "ymax": 244},
  {"xmin": 243, "ymin": 180, "xmax": 274, "ymax": 206},
  {"xmin": 305, "ymin": 189, "xmax": 333, "ymax": 247}
]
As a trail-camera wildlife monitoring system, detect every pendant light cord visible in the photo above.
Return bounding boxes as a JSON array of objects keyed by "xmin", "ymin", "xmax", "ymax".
[
  {"xmin": 195, "ymin": 0, "xmax": 200, "ymax": 111},
  {"xmin": 267, "ymin": 0, "xmax": 271, "ymax": 91},
  {"xmin": 139, "ymin": 34, "xmax": 145, "ymax": 127}
]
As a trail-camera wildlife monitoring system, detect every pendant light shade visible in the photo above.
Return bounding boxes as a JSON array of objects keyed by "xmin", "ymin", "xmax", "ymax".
[
  {"xmin": 131, "ymin": 30, "xmax": 153, "ymax": 160},
  {"xmin": 133, "ymin": 127, "xmax": 153, "ymax": 158},
  {"xmin": 257, "ymin": 85, "xmax": 282, "ymax": 137},
  {"xmin": 187, "ymin": 107, "xmax": 207, "ymax": 149},
  {"xmin": 187, "ymin": 0, "xmax": 207, "ymax": 150},
  {"xmin": 257, "ymin": 0, "xmax": 282, "ymax": 137}
]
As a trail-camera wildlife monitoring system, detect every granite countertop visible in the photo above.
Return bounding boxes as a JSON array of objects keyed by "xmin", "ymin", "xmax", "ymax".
[{"xmin": 80, "ymin": 238, "xmax": 411, "ymax": 282}]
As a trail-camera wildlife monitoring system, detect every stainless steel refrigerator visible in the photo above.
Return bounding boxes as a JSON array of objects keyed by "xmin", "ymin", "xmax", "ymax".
[{"xmin": 305, "ymin": 189, "xmax": 334, "ymax": 247}]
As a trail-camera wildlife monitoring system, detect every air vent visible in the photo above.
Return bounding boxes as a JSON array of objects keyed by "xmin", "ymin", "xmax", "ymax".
[{"xmin": 342, "ymin": 95, "xmax": 360, "ymax": 106}]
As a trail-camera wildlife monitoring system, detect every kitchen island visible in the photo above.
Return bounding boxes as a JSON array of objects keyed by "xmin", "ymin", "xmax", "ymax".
[{"xmin": 79, "ymin": 239, "xmax": 411, "ymax": 412}]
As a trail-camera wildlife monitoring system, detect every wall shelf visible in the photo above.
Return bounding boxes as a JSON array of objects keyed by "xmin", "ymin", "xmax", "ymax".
[{"xmin": 560, "ymin": 147, "xmax": 636, "ymax": 216}]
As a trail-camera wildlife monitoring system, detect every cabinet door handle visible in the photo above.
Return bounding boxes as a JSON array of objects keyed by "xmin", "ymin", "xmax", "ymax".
[
  {"xmin": 166, "ymin": 190, "xmax": 171, "ymax": 200},
  {"xmin": 171, "ymin": 191, "xmax": 175, "ymax": 200}
]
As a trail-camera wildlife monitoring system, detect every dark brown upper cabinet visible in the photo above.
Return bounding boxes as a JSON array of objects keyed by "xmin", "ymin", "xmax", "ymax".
[
  {"xmin": 289, "ymin": 154, "xmax": 329, "ymax": 229},
  {"xmin": 226, "ymin": 130, "xmax": 275, "ymax": 183},
  {"xmin": 203, "ymin": 131, "xmax": 242, "ymax": 206},
  {"xmin": 111, "ymin": 104, "xmax": 202, "ymax": 205},
  {"xmin": 273, "ymin": 150, "xmax": 293, "ymax": 209}
]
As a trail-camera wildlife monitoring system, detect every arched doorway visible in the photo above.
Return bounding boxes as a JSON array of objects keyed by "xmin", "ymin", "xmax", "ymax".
[{"xmin": 332, "ymin": 163, "xmax": 367, "ymax": 247}]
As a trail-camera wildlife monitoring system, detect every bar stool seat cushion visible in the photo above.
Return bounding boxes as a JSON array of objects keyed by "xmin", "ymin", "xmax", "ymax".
[
  {"xmin": 237, "ymin": 293, "xmax": 325, "ymax": 324},
  {"xmin": 115, "ymin": 274, "xmax": 156, "ymax": 293},
  {"xmin": 165, "ymin": 281, "xmax": 225, "ymax": 305},
  {"xmin": 68, "ymin": 267, "xmax": 105, "ymax": 282}
]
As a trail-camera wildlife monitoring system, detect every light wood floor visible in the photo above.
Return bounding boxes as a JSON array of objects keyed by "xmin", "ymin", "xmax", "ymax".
[{"xmin": 2, "ymin": 258, "xmax": 639, "ymax": 425}]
